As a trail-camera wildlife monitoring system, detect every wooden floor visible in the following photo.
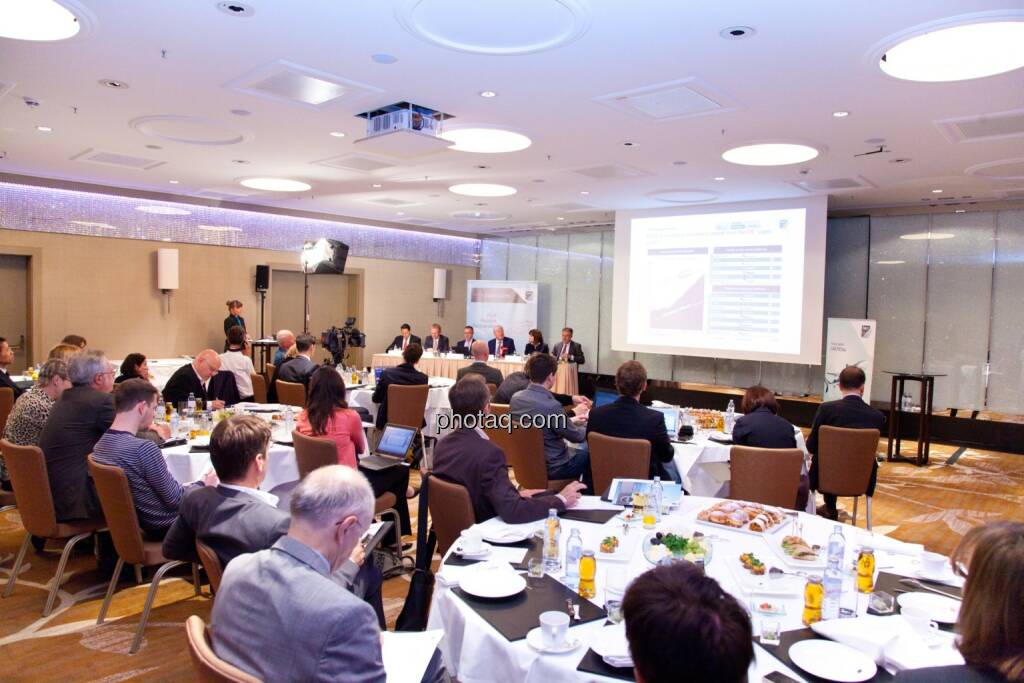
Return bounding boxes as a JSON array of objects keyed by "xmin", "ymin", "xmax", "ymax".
[{"xmin": 1, "ymin": 441, "xmax": 1021, "ymax": 682}]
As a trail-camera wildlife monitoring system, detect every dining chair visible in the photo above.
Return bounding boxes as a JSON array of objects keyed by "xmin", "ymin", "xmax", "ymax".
[
  {"xmin": 88, "ymin": 455, "xmax": 201, "ymax": 654},
  {"xmin": 184, "ymin": 615, "xmax": 260, "ymax": 683},
  {"xmin": 489, "ymin": 403, "xmax": 510, "ymax": 417},
  {"xmin": 484, "ymin": 423, "xmax": 572, "ymax": 491},
  {"xmin": 387, "ymin": 383, "xmax": 430, "ymax": 467},
  {"xmin": 195, "ymin": 539, "xmax": 223, "ymax": 595},
  {"xmin": 0, "ymin": 387, "xmax": 13, "ymax": 435},
  {"xmin": 1, "ymin": 440, "xmax": 106, "ymax": 616},
  {"xmin": 427, "ymin": 477, "xmax": 475, "ymax": 556},
  {"xmin": 249, "ymin": 373, "xmax": 267, "ymax": 404},
  {"xmin": 276, "ymin": 380, "xmax": 306, "ymax": 408},
  {"xmin": 486, "ymin": 383, "xmax": 498, "ymax": 399},
  {"xmin": 729, "ymin": 446, "xmax": 804, "ymax": 509},
  {"xmin": 816, "ymin": 426, "xmax": 881, "ymax": 529},
  {"xmin": 588, "ymin": 432, "xmax": 651, "ymax": 496}
]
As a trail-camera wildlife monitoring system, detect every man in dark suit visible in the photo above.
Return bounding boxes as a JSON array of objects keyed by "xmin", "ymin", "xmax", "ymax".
[
  {"xmin": 807, "ymin": 366, "xmax": 885, "ymax": 520},
  {"xmin": 162, "ymin": 349, "xmax": 226, "ymax": 409},
  {"xmin": 274, "ymin": 334, "xmax": 318, "ymax": 386},
  {"xmin": 552, "ymin": 327, "xmax": 585, "ymax": 365},
  {"xmin": 456, "ymin": 341, "xmax": 505, "ymax": 386},
  {"xmin": 586, "ymin": 360, "xmax": 677, "ymax": 482},
  {"xmin": 386, "ymin": 323, "xmax": 421, "ymax": 353},
  {"xmin": 39, "ymin": 350, "xmax": 116, "ymax": 521},
  {"xmin": 422, "ymin": 323, "xmax": 450, "ymax": 354},
  {"xmin": 163, "ymin": 415, "xmax": 384, "ymax": 624},
  {"xmin": 453, "ymin": 326, "xmax": 476, "ymax": 357},
  {"xmin": 0, "ymin": 336, "xmax": 24, "ymax": 399},
  {"xmin": 371, "ymin": 343, "xmax": 428, "ymax": 430},
  {"xmin": 487, "ymin": 325, "xmax": 516, "ymax": 357},
  {"xmin": 432, "ymin": 376, "xmax": 584, "ymax": 523}
]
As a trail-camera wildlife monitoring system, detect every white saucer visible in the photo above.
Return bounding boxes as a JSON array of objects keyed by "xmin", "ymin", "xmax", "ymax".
[
  {"xmin": 916, "ymin": 566, "xmax": 960, "ymax": 586},
  {"xmin": 454, "ymin": 543, "xmax": 492, "ymax": 560},
  {"xmin": 525, "ymin": 627, "xmax": 581, "ymax": 655},
  {"xmin": 789, "ymin": 640, "xmax": 877, "ymax": 682},
  {"xmin": 482, "ymin": 528, "xmax": 533, "ymax": 544},
  {"xmin": 898, "ymin": 591, "xmax": 960, "ymax": 624}
]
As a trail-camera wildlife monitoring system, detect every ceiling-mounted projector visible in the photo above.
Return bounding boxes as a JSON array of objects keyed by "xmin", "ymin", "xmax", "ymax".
[{"xmin": 354, "ymin": 101, "xmax": 455, "ymax": 158}]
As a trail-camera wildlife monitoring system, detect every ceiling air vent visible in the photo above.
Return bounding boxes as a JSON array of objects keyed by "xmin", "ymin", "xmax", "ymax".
[
  {"xmin": 936, "ymin": 109, "xmax": 1024, "ymax": 144},
  {"xmin": 313, "ymin": 153, "xmax": 401, "ymax": 173},
  {"xmin": 593, "ymin": 77, "xmax": 738, "ymax": 121},
  {"xmin": 568, "ymin": 163, "xmax": 651, "ymax": 180},
  {"xmin": 224, "ymin": 60, "xmax": 382, "ymax": 110},
  {"xmin": 70, "ymin": 148, "xmax": 164, "ymax": 170},
  {"xmin": 788, "ymin": 176, "xmax": 875, "ymax": 193}
]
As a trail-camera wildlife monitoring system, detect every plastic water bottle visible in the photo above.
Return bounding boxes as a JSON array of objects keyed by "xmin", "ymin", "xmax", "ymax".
[
  {"xmin": 564, "ymin": 529, "xmax": 583, "ymax": 591},
  {"xmin": 283, "ymin": 405, "xmax": 294, "ymax": 435},
  {"xmin": 543, "ymin": 509, "xmax": 561, "ymax": 572},
  {"xmin": 169, "ymin": 410, "xmax": 180, "ymax": 439},
  {"xmin": 650, "ymin": 476, "xmax": 664, "ymax": 521},
  {"xmin": 827, "ymin": 525, "xmax": 846, "ymax": 566},
  {"xmin": 725, "ymin": 399, "xmax": 736, "ymax": 432},
  {"xmin": 822, "ymin": 525, "xmax": 846, "ymax": 620},
  {"xmin": 187, "ymin": 392, "xmax": 196, "ymax": 415}
]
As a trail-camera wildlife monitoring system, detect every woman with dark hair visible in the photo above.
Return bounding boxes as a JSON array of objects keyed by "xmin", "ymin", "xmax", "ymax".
[
  {"xmin": 115, "ymin": 353, "xmax": 150, "ymax": 384},
  {"xmin": 732, "ymin": 384, "xmax": 808, "ymax": 510},
  {"xmin": 524, "ymin": 329, "xmax": 549, "ymax": 355},
  {"xmin": 296, "ymin": 366, "xmax": 412, "ymax": 535},
  {"xmin": 896, "ymin": 521, "xmax": 1024, "ymax": 683}
]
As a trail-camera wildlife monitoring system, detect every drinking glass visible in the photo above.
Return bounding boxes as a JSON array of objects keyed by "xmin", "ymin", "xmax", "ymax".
[
  {"xmin": 527, "ymin": 558, "xmax": 545, "ymax": 588},
  {"xmin": 605, "ymin": 599, "xmax": 623, "ymax": 624},
  {"xmin": 761, "ymin": 619, "xmax": 782, "ymax": 646}
]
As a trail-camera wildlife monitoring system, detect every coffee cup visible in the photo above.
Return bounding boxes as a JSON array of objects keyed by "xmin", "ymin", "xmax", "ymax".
[
  {"xmin": 539, "ymin": 610, "xmax": 569, "ymax": 648},
  {"xmin": 920, "ymin": 551, "xmax": 948, "ymax": 577},
  {"xmin": 901, "ymin": 607, "xmax": 939, "ymax": 637},
  {"xmin": 459, "ymin": 530, "xmax": 483, "ymax": 555}
]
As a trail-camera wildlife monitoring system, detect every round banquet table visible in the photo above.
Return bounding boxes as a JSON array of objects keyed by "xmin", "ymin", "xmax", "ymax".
[
  {"xmin": 372, "ymin": 353, "xmax": 579, "ymax": 395},
  {"xmin": 111, "ymin": 357, "xmax": 190, "ymax": 392},
  {"xmin": 348, "ymin": 376, "xmax": 455, "ymax": 439},
  {"xmin": 427, "ymin": 495, "xmax": 961, "ymax": 683}
]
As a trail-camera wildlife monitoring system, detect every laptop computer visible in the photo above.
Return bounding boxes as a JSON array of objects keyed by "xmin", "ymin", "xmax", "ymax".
[
  {"xmin": 360, "ymin": 423, "xmax": 418, "ymax": 470},
  {"xmin": 652, "ymin": 406, "xmax": 680, "ymax": 440},
  {"xmin": 594, "ymin": 389, "xmax": 617, "ymax": 408}
]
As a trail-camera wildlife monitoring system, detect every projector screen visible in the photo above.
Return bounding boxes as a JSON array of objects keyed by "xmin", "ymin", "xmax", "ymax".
[{"xmin": 611, "ymin": 196, "xmax": 827, "ymax": 364}]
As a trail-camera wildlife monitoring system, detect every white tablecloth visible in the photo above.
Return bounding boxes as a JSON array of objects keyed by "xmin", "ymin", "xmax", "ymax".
[
  {"xmin": 348, "ymin": 377, "xmax": 455, "ymax": 439},
  {"xmin": 427, "ymin": 496, "xmax": 956, "ymax": 682},
  {"xmin": 161, "ymin": 440, "xmax": 299, "ymax": 493},
  {"xmin": 112, "ymin": 357, "xmax": 190, "ymax": 392}
]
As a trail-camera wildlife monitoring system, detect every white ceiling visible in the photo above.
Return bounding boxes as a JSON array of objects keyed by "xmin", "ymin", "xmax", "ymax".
[{"xmin": 2, "ymin": 0, "xmax": 1023, "ymax": 236}]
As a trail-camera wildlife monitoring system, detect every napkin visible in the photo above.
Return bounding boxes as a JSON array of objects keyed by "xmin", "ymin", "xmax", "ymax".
[
  {"xmin": 858, "ymin": 533, "xmax": 923, "ymax": 557},
  {"xmin": 811, "ymin": 615, "xmax": 964, "ymax": 671}
]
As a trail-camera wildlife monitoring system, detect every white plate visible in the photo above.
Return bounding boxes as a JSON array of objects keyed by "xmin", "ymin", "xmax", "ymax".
[
  {"xmin": 897, "ymin": 591, "xmax": 960, "ymax": 624},
  {"xmin": 916, "ymin": 566, "xmax": 960, "ymax": 586},
  {"xmin": 525, "ymin": 627, "xmax": 582, "ymax": 655},
  {"xmin": 482, "ymin": 528, "xmax": 534, "ymax": 544},
  {"xmin": 589, "ymin": 623, "xmax": 631, "ymax": 662},
  {"xmin": 458, "ymin": 564, "xmax": 526, "ymax": 599},
  {"xmin": 788, "ymin": 640, "xmax": 878, "ymax": 682},
  {"xmin": 453, "ymin": 543, "xmax": 492, "ymax": 560}
]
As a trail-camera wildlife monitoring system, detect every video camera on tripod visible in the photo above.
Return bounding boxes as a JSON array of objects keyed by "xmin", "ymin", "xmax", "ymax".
[{"xmin": 321, "ymin": 317, "xmax": 366, "ymax": 365}]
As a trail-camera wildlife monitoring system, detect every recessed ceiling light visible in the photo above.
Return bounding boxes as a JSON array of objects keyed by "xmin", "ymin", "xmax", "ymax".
[
  {"xmin": 932, "ymin": 189, "xmax": 943, "ymax": 193},
  {"xmin": 136, "ymin": 205, "xmax": 192, "ymax": 216},
  {"xmin": 580, "ymin": 191, "xmax": 590, "ymax": 195},
  {"xmin": 900, "ymin": 232, "xmax": 955, "ymax": 240},
  {"xmin": 70, "ymin": 220, "xmax": 117, "ymax": 230},
  {"xmin": 371, "ymin": 53, "xmax": 398, "ymax": 64},
  {"xmin": 719, "ymin": 25, "xmax": 756, "ymax": 40},
  {"xmin": 880, "ymin": 21, "xmax": 1024, "ymax": 82},
  {"xmin": 722, "ymin": 143, "xmax": 820, "ymax": 166},
  {"xmin": 832, "ymin": 111, "xmax": 850, "ymax": 118},
  {"xmin": 371, "ymin": 183, "xmax": 382, "ymax": 188},
  {"xmin": 479, "ymin": 90, "xmax": 497, "ymax": 98},
  {"xmin": 556, "ymin": 216, "xmax": 566, "ymax": 221},
  {"xmin": 0, "ymin": 0, "xmax": 81, "ymax": 41},
  {"xmin": 440, "ymin": 128, "xmax": 531, "ymax": 154},
  {"xmin": 217, "ymin": 2, "xmax": 254, "ymax": 18},
  {"xmin": 448, "ymin": 183, "xmax": 517, "ymax": 197},
  {"xmin": 198, "ymin": 224, "xmax": 243, "ymax": 232},
  {"xmin": 99, "ymin": 79, "xmax": 129, "ymax": 89},
  {"xmin": 36, "ymin": 125, "xmax": 52, "ymax": 132},
  {"xmin": 876, "ymin": 260, "xmax": 906, "ymax": 265},
  {"xmin": 240, "ymin": 178, "xmax": 311, "ymax": 192},
  {"xmin": 329, "ymin": 131, "xmax": 346, "ymax": 138},
  {"xmin": 955, "ymin": 209, "xmax": 967, "ymax": 213},
  {"xmin": 169, "ymin": 180, "xmax": 180, "ymax": 184},
  {"xmin": 714, "ymin": 176, "xmax": 726, "ymax": 181},
  {"xmin": 396, "ymin": 211, "xmax": 405, "ymax": 216}
]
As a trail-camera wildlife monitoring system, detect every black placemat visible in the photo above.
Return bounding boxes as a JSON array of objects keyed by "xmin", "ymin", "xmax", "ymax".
[
  {"xmin": 158, "ymin": 438, "xmax": 186, "ymax": 449},
  {"xmin": 443, "ymin": 537, "xmax": 540, "ymax": 570},
  {"xmin": 576, "ymin": 648, "xmax": 634, "ymax": 681},
  {"xmin": 873, "ymin": 571, "xmax": 960, "ymax": 633},
  {"xmin": 189, "ymin": 445, "xmax": 210, "ymax": 453},
  {"xmin": 559, "ymin": 508, "xmax": 621, "ymax": 524},
  {"xmin": 757, "ymin": 628, "xmax": 894, "ymax": 683},
  {"xmin": 453, "ymin": 573, "xmax": 606, "ymax": 641}
]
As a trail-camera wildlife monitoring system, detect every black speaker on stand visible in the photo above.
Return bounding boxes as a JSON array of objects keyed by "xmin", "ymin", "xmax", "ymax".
[{"xmin": 255, "ymin": 265, "xmax": 270, "ymax": 369}]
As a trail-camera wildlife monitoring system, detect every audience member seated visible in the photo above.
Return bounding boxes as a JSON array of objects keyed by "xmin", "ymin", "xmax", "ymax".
[
  {"xmin": 161, "ymin": 349, "xmax": 226, "ymax": 410},
  {"xmin": 456, "ymin": 340, "xmax": 505, "ymax": 386},
  {"xmin": 210, "ymin": 466, "xmax": 443, "ymax": 681},
  {"xmin": 372, "ymin": 343, "xmax": 428, "ymax": 431},
  {"xmin": 509, "ymin": 353, "xmax": 591, "ymax": 490},
  {"xmin": 586, "ymin": 360, "xmax": 676, "ymax": 482},
  {"xmin": 1, "ymin": 359, "xmax": 70, "ymax": 488},
  {"xmin": 114, "ymin": 353, "xmax": 150, "ymax": 384},
  {"xmin": 494, "ymin": 370, "xmax": 588, "ymax": 409},
  {"xmin": 48, "ymin": 342, "xmax": 80, "ymax": 361},
  {"xmin": 273, "ymin": 329, "xmax": 295, "ymax": 366},
  {"xmin": 732, "ymin": 384, "xmax": 808, "ymax": 510},
  {"xmin": 0, "ymin": 336, "xmax": 24, "ymax": 399},
  {"xmin": 162, "ymin": 415, "xmax": 383, "ymax": 622},
  {"xmin": 423, "ymin": 322, "xmax": 450, "ymax": 354},
  {"xmin": 386, "ymin": 322, "xmax": 421, "ymax": 353},
  {"xmin": 92, "ymin": 379, "xmax": 216, "ymax": 538},
  {"xmin": 433, "ymin": 376, "xmax": 583, "ymax": 523},
  {"xmin": 298, "ymin": 367, "xmax": 412, "ymax": 536},
  {"xmin": 807, "ymin": 366, "xmax": 885, "ymax": 520},
  {"xmin": 219, "ymin": 325, "xmax": 256, "ymax": 401},
  {"xmin": 487, "ymin": 325, "xmax": 515, "ymax": 357},
  {"xmin": 453, "ymin": 325, "xmax": 476, "ymax": 356},
  {"xmin": 61, "ymin": 334, "xmax": 88, "ymax": 349},
  {"xmin": 552, "ymin": 326, "xmax": 585, "ymax": 365},
  {"xmin": 39, "ymin": 349, "xmax": 116, "ymax": 521},
  {"xmin": 895, "ymin": 521, "xmax": 1024, "ymax": 683},
  {"xmin": 623, "ymin": 561, "xmax": 753, "ymax": 683},
  {"xmin": 524, "ymin": 328, "xmax": 549, "ymax": 355},
  {"xmin": 275, "ymin": 334, "xmax": 318, "ymax": 387}
]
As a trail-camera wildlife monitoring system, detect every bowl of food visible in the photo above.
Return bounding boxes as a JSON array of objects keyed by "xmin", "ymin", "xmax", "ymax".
[{"xmin": 642, "ymin": 532, "xmax": 712, "ymax": 567}]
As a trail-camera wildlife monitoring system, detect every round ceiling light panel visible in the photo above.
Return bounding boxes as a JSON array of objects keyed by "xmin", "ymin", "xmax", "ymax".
[
  {"xmin": 0, "ymin": 0, "xmax": 90, "ymax": 41},
  {"xmin": 722, "ymin": 142, "xmax": 820, "ymax": 166},
  {"xmin": 448, "ymin": 183, "xmax": 517, "ymax": 197},
  {"xmin": 965, "ymin": 157, "xmax": 1024, "ymax": 181},
  {"xmin": 647, "ymin": 189, "xmax": 719, "ymax": 204},
  {"xmin": 396, "ymin": 0, "xmax": 591, "ymax": 55},
  {"xmin": 440, "ymin": 127, "xmax": 531, "ymax": 153},
  {"xmin": 240, "ymin": 178, "xmax": 312, "ymax": 192},
  {"xmin": 130, "ymin": 115, "xmax": 247, "ymax": 146},
  {"xmin": 878, "ymin": 19, "xmax": 1024, "ymax": 82}
]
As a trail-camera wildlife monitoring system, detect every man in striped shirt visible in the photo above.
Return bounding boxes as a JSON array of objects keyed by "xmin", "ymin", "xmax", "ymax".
[{"xmin": 92, "ymin": 379, "xmax": 217, "ymax": 538}]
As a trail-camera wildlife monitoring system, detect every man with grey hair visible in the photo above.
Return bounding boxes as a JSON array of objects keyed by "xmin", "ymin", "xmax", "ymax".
[
  {"xmin": 274, "ymin": 329, "xmax": 295, "ymax": 366},
  {"xmin": 211, "ymin": 465, "xmax": 446, "ymax": 682}
]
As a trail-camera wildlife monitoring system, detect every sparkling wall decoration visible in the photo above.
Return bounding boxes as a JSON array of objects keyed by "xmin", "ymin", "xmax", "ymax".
[{"xmin": 0, "ymin": 181, "xmax": 481, "ymax": 267}]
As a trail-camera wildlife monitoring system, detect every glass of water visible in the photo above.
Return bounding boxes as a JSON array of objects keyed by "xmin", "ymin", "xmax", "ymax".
[
  {"xmin": 527, "ymin": 558, "xmax": 545, "ymax": 588},
  {"xmin": 761, "ymin": 619, "xmax": 781, "ymax": 646}
]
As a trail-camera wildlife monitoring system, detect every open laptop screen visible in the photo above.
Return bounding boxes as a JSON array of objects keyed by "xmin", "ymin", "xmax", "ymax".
[
  {"xmin": 376, "ymin": 424, "xmax": 417, "ymax": 457},
  {"xmin": 652, "ymin": 406, "xmax": 679, "ymax": 437},
  {"xmin": 594, "ymin": 390, "xmax": 617, "ymax": 408}
]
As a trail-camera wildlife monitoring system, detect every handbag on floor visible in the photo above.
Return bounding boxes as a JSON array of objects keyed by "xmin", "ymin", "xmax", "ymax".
[{"xmin": 395, "ymin": 472, "xmax": 437, "ymax": 632}]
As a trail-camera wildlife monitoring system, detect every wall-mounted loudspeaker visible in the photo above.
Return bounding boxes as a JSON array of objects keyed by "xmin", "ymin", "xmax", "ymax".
[
  {"xmin": 255, "ymin": 264, "xmax": 270, "ymax": 292},
  {"xmin": 433, "ymin": 268, "xmax": 448, "ymax": 301},
  {"xmin": 157, "ymin": 248, "xmax": 179, "ymax": 290}
]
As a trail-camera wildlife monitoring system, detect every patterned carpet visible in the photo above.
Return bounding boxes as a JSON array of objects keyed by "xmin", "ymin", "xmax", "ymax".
[{"xmin": 0, "ymin": 445, "xmax": 1020, "ymax": 681}]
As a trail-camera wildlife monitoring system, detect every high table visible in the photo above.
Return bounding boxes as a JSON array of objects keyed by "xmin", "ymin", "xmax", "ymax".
[
  {"xmin": 372, "ymin": 353, "xmax": 579, "ymax": 396},
  {"xmin": 427, "ymin": 495, "xmax": 961, "ymax": 682},
  {"xmin": 885, "ymin": 371, "xmax": 943, "ymax": 466}
]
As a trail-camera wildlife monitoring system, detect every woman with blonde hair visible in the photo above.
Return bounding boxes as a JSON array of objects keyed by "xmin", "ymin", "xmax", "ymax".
[
  {"xmin": 896, "ymin": 521, "xmax": 1024, "ymax": 682},
  {"xmin": 48, "ymin": 343, "xmax": 80, "ymax": 361}
]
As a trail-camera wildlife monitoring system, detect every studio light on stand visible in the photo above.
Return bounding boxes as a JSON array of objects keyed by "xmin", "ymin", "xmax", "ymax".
[{"xmin": 300, "ymin": 238, "xmax": 350, "ymax": 333}]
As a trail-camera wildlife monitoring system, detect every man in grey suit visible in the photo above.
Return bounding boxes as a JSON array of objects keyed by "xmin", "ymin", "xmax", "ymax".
[
  {"xmin": 552, "ymin": 327, "xmax": 585, "ymax": 365},
  {"xmin": 456, "ymin": 340, "xmax": 504, "ymax": 386},
  {"xmin": 275, "ymin": 334, "xmax": 318, "ymax": 385},
  {"xmin": 211, "ymin": 465, "xmax": 446, "ymax": 683}
]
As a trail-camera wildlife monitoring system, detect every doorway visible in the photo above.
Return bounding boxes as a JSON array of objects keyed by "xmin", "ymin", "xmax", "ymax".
[
  {"xmin": 0, "ymin": 255, "xmax": 29, "ymax": 371},
  {"xmin": 270, "ymin": 269, "xmax": 362, "ymax": 366}
]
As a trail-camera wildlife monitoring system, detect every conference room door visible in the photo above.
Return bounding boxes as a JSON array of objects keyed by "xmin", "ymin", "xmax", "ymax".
[
  {"xmin": 0, "ymin": 255, "xmax": 29, "ymax": 371},
  {"xmin": 270, "ymin": 270, "xmax": 361, "ymax": 366}
]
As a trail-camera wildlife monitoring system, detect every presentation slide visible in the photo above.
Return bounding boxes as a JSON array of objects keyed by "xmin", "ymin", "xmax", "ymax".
[{"xmin": 611, "ymin": 196, "xmax": 826, "ymax": 364}]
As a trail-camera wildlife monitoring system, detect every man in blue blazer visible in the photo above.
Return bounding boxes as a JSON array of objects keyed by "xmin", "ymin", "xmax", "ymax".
[{"xmin": 487, "ymin": 325, "xmax": 516, "ymax": 357}]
